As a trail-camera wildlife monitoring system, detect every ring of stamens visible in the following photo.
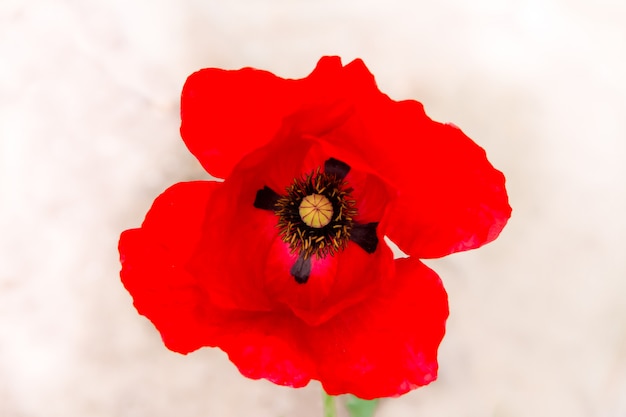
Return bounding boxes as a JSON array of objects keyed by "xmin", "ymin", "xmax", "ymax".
[{"xmin": 275, "ymin": 168, "xmax": 357, "ymax": 260}]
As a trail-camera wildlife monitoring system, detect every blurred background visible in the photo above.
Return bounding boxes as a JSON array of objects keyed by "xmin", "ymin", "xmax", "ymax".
[{"xmin": 1, "ymin": 0, "xmax": 625, "ymax": 416}]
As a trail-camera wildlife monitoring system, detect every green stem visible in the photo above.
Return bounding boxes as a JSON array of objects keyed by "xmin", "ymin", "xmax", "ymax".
[{"xmin": 323, "ymin": 391, "xmax": 337, "ymax": 417}]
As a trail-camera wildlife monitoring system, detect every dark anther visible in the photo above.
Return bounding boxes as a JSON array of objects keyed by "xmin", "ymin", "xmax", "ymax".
[
  {"xmin": 324, "ymin": 158, "xmax": 351, "ymax": 180},
  {"xmin": 290, "ymin": 255, "xmax": 311, "ymax": 284},
  {"xmin": 253, "ymin": 186, "xmax": 281, "ymax": 210},
  {"xmin": 350, "ymin": 222, "xmax": 379, "ymax": 253}
]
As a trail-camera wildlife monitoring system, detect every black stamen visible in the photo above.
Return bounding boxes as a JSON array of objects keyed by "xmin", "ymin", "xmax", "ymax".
[
  {"xmin": 324, "ymin": 158, "xmax": 351, "ymax": 180},
  {"xmin": 253, "ymin": 186, "xmax": 281, "ymax": 210},
  {"xmin": 290, "ymin": 255, "xmax": 311, "ymax": 284},
  {"xmin": 350, "ymin": 222, "xmax": 379, "ymax": 253}
]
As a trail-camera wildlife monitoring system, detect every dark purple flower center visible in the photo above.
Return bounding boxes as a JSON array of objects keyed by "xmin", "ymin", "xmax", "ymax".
[{"xmin": 254, "ymin": 158, "xmax": 379, "ymax": 283}]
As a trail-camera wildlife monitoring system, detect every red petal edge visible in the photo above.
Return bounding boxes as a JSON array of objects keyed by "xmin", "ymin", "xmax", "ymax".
[
  {"xmin": 119, "ymin": 181, "xmax": 220, "ymax": 354},
  {"xmin": 382, "ymin": 114, "xmax": 512, "ymax": 258},
  {"xmin": 180, "ymin": 56, "xmax": 345, "ymax": 179},
  {"xmin": 310, "ymin": 257, "xmax": 449, "ymax": 398}
]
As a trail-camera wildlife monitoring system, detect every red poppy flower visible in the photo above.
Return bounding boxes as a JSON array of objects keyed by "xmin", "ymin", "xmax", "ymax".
[{"xmin": 119, "ymin": 56, "xmax": 511, "ymax": 399}]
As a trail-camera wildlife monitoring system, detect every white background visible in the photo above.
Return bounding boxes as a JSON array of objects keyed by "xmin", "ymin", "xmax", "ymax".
[{"xmin": 1, "ymin": 0, "xmax": 625, "ymax": 416}]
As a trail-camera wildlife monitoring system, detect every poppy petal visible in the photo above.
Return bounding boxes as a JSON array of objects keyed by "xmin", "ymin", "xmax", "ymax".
[
  {"xmin": 379, "ymin": 108, "xmax": 512, "ymax": 258},
  {"xmin": 308, "ymin": 257, "xmax": 449, "ymax": 399},
  {"xmin": 301, "ymin": 60, "xmax": 511, "ymax": 258},
  {"xmin": 263, "ymin": 233, "xmax": 394, "ymax": 327},
  {"xmin": 215, "ymin": 311, "xmax": 316, "ymax": 388},
  {"xmin": 180, "ymin": 56, "xmax": 346, "ymax": 179},
  {"xmin": 119, "ymin": 181, "xmax": 221, "ymax": 354}
]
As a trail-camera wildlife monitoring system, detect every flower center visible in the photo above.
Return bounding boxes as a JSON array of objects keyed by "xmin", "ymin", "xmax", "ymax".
[
  {"xmin": 253, "ymin": 158, "xmax": 380, "ymax": 284},
  {"xmin": 299, "ymin": 194, "xmax": 333, "ymax": 228},
  {"xmin": 274, "ymin": 167, "xmax": 357, "ymax": 260}
]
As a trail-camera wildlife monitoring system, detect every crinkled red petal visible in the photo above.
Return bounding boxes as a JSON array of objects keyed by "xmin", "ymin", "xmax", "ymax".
[
  {"xmin": 214, "ymin": 310, "xmax": 316, "ymax": 388},
  {"xmin": 381, "ymin": 114, "xmax": 512, "ymax": 258},
  {"xmin": 180, "ymin": 56, "xmax": 346, "ymax": 179},
  {"xmin": 309, "ymin": 257, "xmax": 449, "ymax": 399},
  {"xmin": 263, "ymin": 233, "xmax": 394, "ymax": 327},
  {"xmin": 119, "ymin": 181, "xmax": 222, "ymax": 354}
]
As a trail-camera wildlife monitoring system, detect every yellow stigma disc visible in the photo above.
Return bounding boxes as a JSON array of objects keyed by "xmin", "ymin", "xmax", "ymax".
[{"xmin": 299, "ymin": 194, "xmax": 333, "ymax": 228}]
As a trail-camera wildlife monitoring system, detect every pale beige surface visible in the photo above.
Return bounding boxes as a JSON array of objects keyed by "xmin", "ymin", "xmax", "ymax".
[{"xmin": 1, "ymin": 1, "xmax": 625, "ymax": 416}]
